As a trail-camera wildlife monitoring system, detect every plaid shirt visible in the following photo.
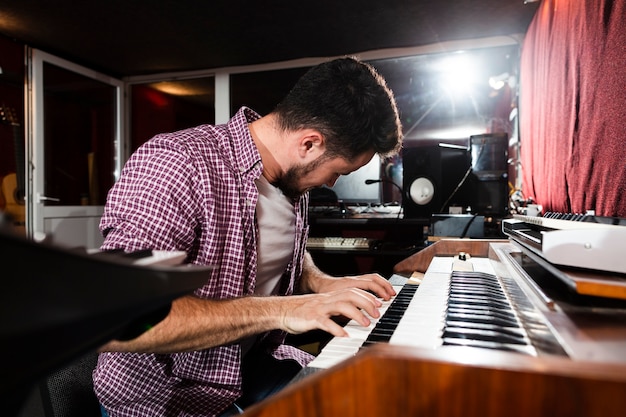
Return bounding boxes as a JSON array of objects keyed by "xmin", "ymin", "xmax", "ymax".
[{"xmin": 93, "ymin": 107, "xmax": 313, "ymax": 416}]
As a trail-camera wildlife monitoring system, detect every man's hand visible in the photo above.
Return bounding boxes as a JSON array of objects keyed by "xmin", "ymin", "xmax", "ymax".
[
  {"xmin": 300, "ymin": 250, "xmax": 396, "ymax": 300},
  {"xmin": 279, "ymin": 288, "xmax": 384, "ymax": 338},
  {"xmin": 310, "ymin": 273, "xmax": 396, "ymax": 300}
]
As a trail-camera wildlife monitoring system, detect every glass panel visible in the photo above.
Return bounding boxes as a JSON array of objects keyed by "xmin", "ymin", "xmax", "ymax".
[
  {"xmin": 368, "ymin": 45, "xmax": 520, "ymax": 202},
  {"xmin": 369, "ymin": 45, "xmax": 519, "ymax": 145},
  {"xmin": 0, "ymin": 35, "xmax": 26, "ymax": 232},
  {"xmin": 130, "ymin": 77, "xmax": 215, "ymax": 152},
  {"xmin": 43, "ymin": 62, "xmax": 116, "ymax": 206}
]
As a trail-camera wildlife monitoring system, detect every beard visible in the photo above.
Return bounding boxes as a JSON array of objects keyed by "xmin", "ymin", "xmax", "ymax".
[{"xmin": 272, "ymin": 156, "xmax": 327, "ymax": 200}]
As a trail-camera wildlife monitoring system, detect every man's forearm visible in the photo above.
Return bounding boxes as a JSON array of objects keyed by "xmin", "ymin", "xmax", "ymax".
[
  {"xmin": 99, "ymin": 294, "xmax": 284, "ymax": 354},
  {"xmin": 298, "ymin": 251, "xmax": 333, "ymax": 293}
]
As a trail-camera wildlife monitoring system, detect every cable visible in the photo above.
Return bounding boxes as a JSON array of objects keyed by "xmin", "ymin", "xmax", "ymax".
[
  {"xmin": 459, "ymin": 213, "xmax": 479, "ymax": 238},
  {"xmin": 438, "ymin": 164, "xmax": 473, "ymax": 213}
]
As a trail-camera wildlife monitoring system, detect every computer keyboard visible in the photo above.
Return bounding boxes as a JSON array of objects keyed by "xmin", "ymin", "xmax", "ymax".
[{"xmin": 306, "ymin": 236, "xmax": 373, "ymax": 250}]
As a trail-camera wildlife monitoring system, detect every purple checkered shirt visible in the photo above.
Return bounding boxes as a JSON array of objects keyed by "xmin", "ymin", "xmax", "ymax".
[{"xmin": 93, "ymin": 107, "xmax": 313, "ymax": 416}]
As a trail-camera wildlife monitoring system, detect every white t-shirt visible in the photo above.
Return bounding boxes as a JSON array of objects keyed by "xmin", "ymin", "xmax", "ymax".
[
  {"xmin": 241, "ymin": 176, "xmax": 296, "ymax": 356},
  {"xmin": 254, "ymin": 175, "xmax": 296, "ymax": 295}
]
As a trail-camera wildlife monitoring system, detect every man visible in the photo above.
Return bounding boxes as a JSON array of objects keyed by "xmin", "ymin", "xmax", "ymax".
[{"xmin": 94, "ymin": 56, "xmax": 403, "ymax": 416}]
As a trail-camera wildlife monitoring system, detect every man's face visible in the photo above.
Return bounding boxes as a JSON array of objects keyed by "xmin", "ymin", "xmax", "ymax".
[{"xmin": 273, "ymin": 150, "xmax": 375, "ymax": 199}]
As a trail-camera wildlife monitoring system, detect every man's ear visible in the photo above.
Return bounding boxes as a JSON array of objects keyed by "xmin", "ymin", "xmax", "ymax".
[{"xmin": 298, "ymin": 129, "xmax": 325, "ymax": 159}]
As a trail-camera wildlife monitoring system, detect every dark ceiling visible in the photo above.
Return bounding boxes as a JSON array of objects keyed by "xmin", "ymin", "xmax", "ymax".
[{"xmin": 0, "ymin": 0, "xmax": 539, "ymax": 78}]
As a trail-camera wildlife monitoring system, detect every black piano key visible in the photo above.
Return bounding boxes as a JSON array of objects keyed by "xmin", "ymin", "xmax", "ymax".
[
  {"xmin": 451, "ymin": 277, "xmax": 501, "ymax": 286},
  {"xmin": 450, "ymin": 272, "xmax": 500, "ymax": 284},
  {"xmin": 525, "ymin": 330, "xmax": 569, "ymax": 355},
  {"xmin": 448, "ymin": 296, "xmax": 513, "ymax": 310},
  {"xmin": 450, "ymin": 281, "xmax": 506, "ymax": 291},
  {"xmin": 448, "ymin": 303, "xmax": 516, "ymax": 315},
  {"xmin": 445, "ymin": 320, "xmax": 526, "ymax": 338},
  {"xmin": 442, "ymin": 338, "xmax": 535, "ymax": 355},
  {"xmin": 370, "ymin": 322, "xmax": 397, "ymax": 333},
  {"xmin": 443, "ymin": 326, "xmax": 528, "ymax": 345},
  {"xmin": 377, "ymin": 312, "xmax": 405, "ymax": 320},
  {"xmin": 365, "ymin": 333, "xmax": 394, "ymax": 343},
  {"xmin": 447, "ymin": 311, "xmax": 520, "ymax": 328},
  {"xmin": 451, "ymin": 281, "xmax": 504, "ymax": 290},
  {"xmin": 360, "ymin": 284, "xmax": 418, "ymax": 346},
  {"xmin": 444, "ymin": 270, "xmax": 537, "ymax": 352},
  {"xmin": 450, "ymin": 289, "xmax": 508, "ymax": 301}
]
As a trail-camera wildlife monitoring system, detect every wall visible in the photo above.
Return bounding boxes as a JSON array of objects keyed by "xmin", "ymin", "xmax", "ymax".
[
  {"xmin": 520, "ymin": 0, "xmax": 626, "ymax": 217},
  {"xmin": 130, "ymin": 84, "xmax": 215, "ymax": 152}
]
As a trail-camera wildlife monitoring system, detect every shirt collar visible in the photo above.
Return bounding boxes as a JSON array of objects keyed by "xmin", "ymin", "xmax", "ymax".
[{"xmin": 228, "ymin": 106, "xmax": 263, "ymax": 178}]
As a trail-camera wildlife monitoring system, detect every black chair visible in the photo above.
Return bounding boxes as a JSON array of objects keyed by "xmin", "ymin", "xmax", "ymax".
[{"xmin": 39, "ymin": 352, "xmax": 102, "ymax": 417}]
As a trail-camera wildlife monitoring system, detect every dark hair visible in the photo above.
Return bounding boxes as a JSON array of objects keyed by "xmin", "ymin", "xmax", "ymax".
[{"xmin": 273, "ymin": 57, "xmax": 403, "ymax": 160}]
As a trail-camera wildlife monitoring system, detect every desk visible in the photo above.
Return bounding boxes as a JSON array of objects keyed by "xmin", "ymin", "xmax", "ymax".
[{"xmin": 307, "ymin": 213, "xmax": 428, "ymax": 276}]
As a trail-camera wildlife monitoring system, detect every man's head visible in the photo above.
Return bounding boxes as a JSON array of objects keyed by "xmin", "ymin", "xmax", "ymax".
[
  {"xmin": 270, "ymin": 57, "xmax": 403, "ymax": 198},
  {"xmin": 273, "ymin": 56, "xmax": 403, "ymax": 161},
  {"xmin": 273, "ymin": 148, "xmax": 375, "ymax": 200}
]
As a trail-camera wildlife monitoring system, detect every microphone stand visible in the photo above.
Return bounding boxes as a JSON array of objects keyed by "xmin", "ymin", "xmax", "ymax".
[{"xmin": 365, "ymin": 178, "xmax": 404, "ymax": 220}]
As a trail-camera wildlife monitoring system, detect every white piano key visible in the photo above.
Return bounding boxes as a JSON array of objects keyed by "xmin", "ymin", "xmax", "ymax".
[
  {"xmin": 427, "ymin": 256, "xmax": 457, "ymax": 273},
  {"xmin": 310, "ymin": 259, "xmax": 503, "ymax": 368},
  {"xmin": 307, "ymin": 255, "xmax": 544, "ymax": 373},
  {"xmin": 307, "ymin": 285, "xmax": 402, "ymax": 369},
  {"xmin": 390, "ymin": 271, "xmax": 449, "ymax": 348},
  {"xmin": 471, "ymin": 257, "xmax": 497, "ymax": 275}
]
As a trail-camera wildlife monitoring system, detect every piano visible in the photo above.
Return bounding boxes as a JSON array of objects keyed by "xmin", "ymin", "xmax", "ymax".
[
  {"xmin": 0, "ymin": 219, "xmax": 213, "ymax": 416},
  {"xmin": 241, "ymin": 216, "xmax": 626, "ymax": 417}
]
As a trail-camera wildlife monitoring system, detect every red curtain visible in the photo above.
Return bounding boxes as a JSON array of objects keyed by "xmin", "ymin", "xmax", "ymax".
[{"xmin": 520, "ymin": 0, "xmax": 626, "ymax": 217}]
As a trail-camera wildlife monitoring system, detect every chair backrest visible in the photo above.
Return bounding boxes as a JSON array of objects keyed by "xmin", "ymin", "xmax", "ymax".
[{"xmin": 39, "ymin": 352, "xmax": 102, "ymax": 417}]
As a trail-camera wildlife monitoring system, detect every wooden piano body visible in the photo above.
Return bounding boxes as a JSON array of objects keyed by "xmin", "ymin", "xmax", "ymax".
[{"xmin": 242, "ymin": 239, "xmax": 626, "ymax": 417}]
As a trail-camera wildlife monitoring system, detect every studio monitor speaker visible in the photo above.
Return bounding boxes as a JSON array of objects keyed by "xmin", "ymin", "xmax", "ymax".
[
  {"xmin": 470, "ymin": 133, "xmax": 509, "ymax": 216},
  {"xmin": 402, "ymin": 145, "xmax": 472, "ymax": 218},
  {"xmin": 471, "ymin": 177, "xmax": 509, "ymax": 216}
]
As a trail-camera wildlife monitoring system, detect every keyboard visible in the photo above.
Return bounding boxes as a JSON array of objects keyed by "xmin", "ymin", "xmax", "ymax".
[
  {"xmin": 502, "ymin": 213, "xmax": 626, "ymax": 274},
  {"xmin": 306, "ymin": 236, "xmax": 373, "ymax": 250},
  {"xmin": 304, "ymin": 256, "xmax": 558, "ymax": 372}
]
